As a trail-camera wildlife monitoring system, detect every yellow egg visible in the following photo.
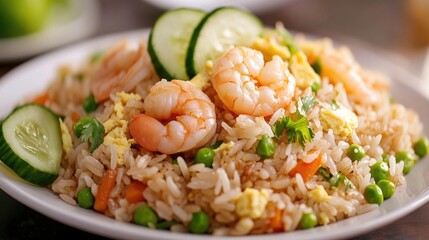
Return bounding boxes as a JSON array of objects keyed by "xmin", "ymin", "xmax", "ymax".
[
  {"xmin": 103, "ymin": 91, "xmax": 142, "ymax": 165},
  {"xmin": 59, "ymin": 119, "xmax": 72, "ymax": 153},
  {"xmin": 307, "ymin": 185, "xmax": 330, "ymax": 203},
  {"xmin": 320, "ymin": 102, "xmax": 358, "ymax": 136},
  {"xmin": 235, "ymin": 188, "xmax": 269, "ymax": 219},
  {"xmin": 289, "ymin": 52, "xmax": 320, "ymax": 89},
  {"xmin": 251, "ymin": 32, "xmax": 290, "ymax": 61},
  {"xmin": 214, "ymin": 141, "xmax": 235, "ymax": 153}
]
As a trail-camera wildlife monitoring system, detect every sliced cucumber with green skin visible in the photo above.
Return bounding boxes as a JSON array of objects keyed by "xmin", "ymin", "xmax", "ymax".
[
  {"xmin": 186, "ymin": 7, "xmax": 263, "ymax": 78},
  {"xmin": 148, "ymin": 8, "xmax": 206, "ymax": 80},
  {"xmin": 0, "ymin": 103, "xmax": 62, "ymax": 186}
]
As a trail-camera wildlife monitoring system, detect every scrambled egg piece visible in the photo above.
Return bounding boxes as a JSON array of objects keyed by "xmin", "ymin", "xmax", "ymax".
[
  {"xmin": 59, "ymin": 119, "xmax": 72, "ymax": 153},
  {"xmin": 103, "ymin": 92, "xmax": 141, "ymax": 165},
  {"xmin": 235, "ymin": 188, "xmax": 269, "ymax": 219},
  {"xmin": 320, "ymin": 102, "xmax": 358, "ymax": 136},
  {"xmin": 307, "ymin": 185, "xmax": 330, "ymax": 203},
  {"xmin": 289, "ymin": 52, "xmax": 320, "ymax": 89},
  {"xmin": 214, "ymin": 141, "xmax": 235, "ymax": 153},
  {"xmin": 251, "ymin": 31, "xmax": 291, "ymax": 61}
]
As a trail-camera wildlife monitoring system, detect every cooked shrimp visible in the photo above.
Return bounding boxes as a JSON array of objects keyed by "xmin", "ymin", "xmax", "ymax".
[
  {"xmin": 298, "ymin": 38, "xmax": 376, "ymax": 103},
  {"xmin": 90, "ymin": 40, "xmax": 156, "ymax": 102},
  {"xmin": 129, "ymin": 80, "xmax": 216, "ymax": 154},
  {"xmin": 320, "ymin": 51, "xmax": 376, "ymax": 103},
  {"xmin": 211, "ymin": 46, "xmax": 296, "ymax": 117}
]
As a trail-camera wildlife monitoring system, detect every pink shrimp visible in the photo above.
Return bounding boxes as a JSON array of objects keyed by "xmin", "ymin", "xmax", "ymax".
[
  {"xmin": 129, "ymin": 80, "xmax": 216, "ymax": 154},
  {"xmin": 211, "ymin": 46, "xmax": 296, "ymax": 117},
  {"xmin": 90, "ymin": 40, "xmax": 156, "ymax": 102}
]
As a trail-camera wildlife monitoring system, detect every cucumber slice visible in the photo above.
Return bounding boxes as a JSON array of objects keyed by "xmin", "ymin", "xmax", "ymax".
[
  {"xmin": 0, "ymin": 103, "xmax": 62, "ymax": 186},
  {"xmin": 186, "ymin": 7, "xmax": 263, "ymax": 78},
  {"xmin": 148, "ymin": 8, "xmax": 206, "ymax": 80}
]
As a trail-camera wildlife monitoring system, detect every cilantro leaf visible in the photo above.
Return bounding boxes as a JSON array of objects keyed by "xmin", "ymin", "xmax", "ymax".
[
  {"xmin": 74, "ymin": 116, "xmax": 105, "ymax": 153},
  {"xmin": 297, "ymin": 95, "xmax": 317, "ymax": 116},
  {"xmin": 272, "ymin": 115, "xmax": 314, "ymax": 147}
]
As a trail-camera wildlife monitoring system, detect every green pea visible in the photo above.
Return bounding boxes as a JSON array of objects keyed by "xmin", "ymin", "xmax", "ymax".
[
  {"xmin": 133, "ymin": 204, "xmax": 158, "ymax": 227},
  {"xmin": 370, "ymin": 161, "xmax": 390, "ymax": 183},
  {"xmin": 395, "ymin": 151, "xmax": 415, "ymax": 175},
  {"xmin": 413, "ymin": 137, "xmax": 429, "ymax": 158},
  {"xmin": 194, "ymin": 147, "xmax": 215, "ymax": 168},
  {"xmin": 77, "ymin": 187, "xmax": 94, "ymax": 209},
  {"xmin": 364, "ymin": 184, "xmax": 384, "ymax": 205},
  {"xmin": 83, "ymin": 94, "xmax": 98, "ymax": 113},
  {"xmin": 347, "ymin": 144, "xmax": 365, "ymax": 161},
  {"xmin": 299, "ymin": 212, "xmax": 318, "ymax": 229},
  {"xmin": 189, "ymin": 211, "xmax": 209, "ymax": 234},
  {"xmin": 377, "ymin": 179, "xmax": 395, "ymax": 200},
  {"xmin": 256, "ymin": 134, "xmax": 275, "ymax": 158}
]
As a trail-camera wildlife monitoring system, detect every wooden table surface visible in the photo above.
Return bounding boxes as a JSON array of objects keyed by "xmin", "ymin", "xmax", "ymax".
[{"xmin": 1, "ymin": 0, "xmax": 428, "ymax": 239}]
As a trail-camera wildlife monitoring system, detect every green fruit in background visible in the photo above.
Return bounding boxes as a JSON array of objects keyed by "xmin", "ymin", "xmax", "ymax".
[{"xmin": 0, "ymin": 0, "xmax": 52, "ymax": 38}]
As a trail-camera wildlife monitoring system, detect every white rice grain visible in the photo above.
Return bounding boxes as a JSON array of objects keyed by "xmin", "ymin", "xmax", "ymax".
[
  {"xmin": 166, "ymin": 175, "xmax": 182, "ymax": 198},
  {"xmin": 60, "ymin": 193, "xmax": 76, "ymax": 205},
  {"xmin": 172, "ymin": 204, "xmax": 191, "ymax": 222},
  {"xmin": 83, "ymin": 156, "xmax": 104, "ymax": 177},
  {"xmin": 214, "ymin": 188, "xmax": 241, "ymax": 205},
  {"xmin": 295, "ymin": 174, "xmax": 307, "ymax": 195},
  {"xmin": 110, "ymin": 144, "xmax": 118, "ymax": 170}
]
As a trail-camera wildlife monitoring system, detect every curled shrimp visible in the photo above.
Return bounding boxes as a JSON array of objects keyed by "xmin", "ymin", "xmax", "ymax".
[
  {"xmin": 90, "ymin": 40, "xmax": 156, "ymax": 102},
  {"xmin": 129, "ymin": 80, "xmax": 216, "ymax": 154},
  {"xmin": 211, "ymin": 46, "xmax": 296, "ymax": 117},
  {"xmin": 298, "ymin": 38, "xmax": 376, "ymax": 103}
]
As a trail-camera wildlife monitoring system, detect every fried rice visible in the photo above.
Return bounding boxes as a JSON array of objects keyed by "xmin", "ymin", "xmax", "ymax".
[{"xmin": 41, "ymin": 30, "xmax": 423, "ymax": 236}]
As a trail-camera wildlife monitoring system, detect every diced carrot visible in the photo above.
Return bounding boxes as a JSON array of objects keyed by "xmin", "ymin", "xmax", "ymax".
[
  {"xmin": 94, "ymin": 169, "xmax": 117, "ymax": 212},
  {"xmin": 32, "ymin": 92, "xmax": 49, "ymax": 105},
  {"xmin": 289, "ymin": 154, "xmax": 323, "ymax": 182},
  {"xmin": 270, "ymin": 207, "xmax": 284, "ymax": 232},
  {"xmin": 125, "ymin": 180, "xmax": 146, "ymax": 204},
  {"xmin": 71, "ymin": 111, "xmax": 81, "ymax": 122}
]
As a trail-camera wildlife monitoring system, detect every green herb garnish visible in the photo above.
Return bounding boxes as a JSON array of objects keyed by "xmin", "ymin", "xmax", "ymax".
[
  {"xmin": 272, "ymin": 116, "xmax": 314, "ymax": 147},
  {"xmin": 74, "ymin": 117, "xmax": 105, "ymax": 152},
  {"xmin": 297, "ymin": 95, "xmax": 317, "ymax": 116}
]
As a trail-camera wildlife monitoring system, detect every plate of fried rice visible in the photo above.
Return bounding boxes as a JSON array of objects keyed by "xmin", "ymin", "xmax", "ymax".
[{"xmin": 1, "ymin": 8, "xmax": 429, "ymax": 240}]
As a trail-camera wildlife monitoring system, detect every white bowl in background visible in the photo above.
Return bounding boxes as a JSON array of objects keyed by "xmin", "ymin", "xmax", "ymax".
[
  {"xmin": 142, "ymin": 0, "xmax": 291, "ymax": 13},
  {"xmin": 0, "ymin": 0, "xmax": 100, "ymax": 63}
]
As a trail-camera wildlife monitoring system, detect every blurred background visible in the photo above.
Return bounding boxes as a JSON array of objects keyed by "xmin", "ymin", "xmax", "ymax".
[{"xmin": 1, "ymin": 0, "xmax": 429, "ymax": 239}]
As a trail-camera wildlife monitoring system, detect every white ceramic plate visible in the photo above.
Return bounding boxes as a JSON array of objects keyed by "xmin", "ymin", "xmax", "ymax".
[
  {"xmin": 0, "ymin": 0, "xmax": 99, "ymax": 63},
  {"xmin": 1, "ymin": 29, "xmax": 429, "ymax": 240},
  {"xmin": 141, "ymin": 0, "xmax": 291, "ymax": 13}
]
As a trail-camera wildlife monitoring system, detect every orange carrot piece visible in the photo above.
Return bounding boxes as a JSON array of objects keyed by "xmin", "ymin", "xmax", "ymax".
[
  {"xmin": 71, "ymin": 111, "xmax": 81, "ymax": 122},
  {"xmin": 289, "ymin": 155, "xmax": 323, "ymax": 182},
  {"xmin": 270, "ymin": 208, "xmax": 284, "ymax": 232},
  {"xmin": 94, "ymin": 169, "xmax": 117, "ymax": 212},
  {"xmin": 32, "ymin": 92, "xmax": 49, "ymax": 105},
  {"xmin": 125, "ymin": 180, "xmax": 146, "ymax": 204}
]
